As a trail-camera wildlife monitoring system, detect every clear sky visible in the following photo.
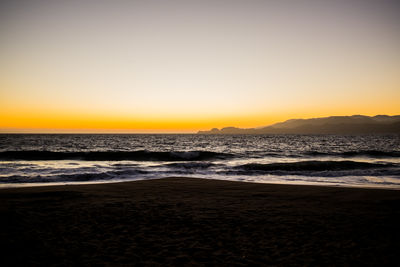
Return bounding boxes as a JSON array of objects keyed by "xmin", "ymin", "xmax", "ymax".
[{"xmin": 1, "ymin": 0, "xmax": 399, "ymax": 133}]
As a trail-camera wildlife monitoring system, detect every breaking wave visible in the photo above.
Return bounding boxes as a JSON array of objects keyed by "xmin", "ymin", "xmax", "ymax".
[
  {"xmin": 305, "ymin": 150, "xmax": 400, "ymax": 158},
  {"xmin": 0, "ymin": 150, "xmax": 233, "ymax": 161},
  {"xmin": 1, "ymin": 169, "xmax": 149, "ymax": 183},
  {"xmin": 233, "ymin": 160, "xmax": 400, "ymax": 177}
]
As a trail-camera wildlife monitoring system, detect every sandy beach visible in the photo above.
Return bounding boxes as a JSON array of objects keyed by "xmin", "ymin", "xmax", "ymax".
[{"xmin": 1, "ymin": 177, "xmax": 399, "ymax": 266}]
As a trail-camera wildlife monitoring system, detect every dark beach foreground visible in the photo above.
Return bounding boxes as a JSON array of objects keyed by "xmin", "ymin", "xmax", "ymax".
[{"xmin": 1, "ymin": 178, "xmax": 399, "ymax": 266}]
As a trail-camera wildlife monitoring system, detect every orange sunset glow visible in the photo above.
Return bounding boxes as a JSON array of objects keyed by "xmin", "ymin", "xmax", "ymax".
[{"xmin": 1, "ymin": 0, "xmax": 399, "ymax": 133}]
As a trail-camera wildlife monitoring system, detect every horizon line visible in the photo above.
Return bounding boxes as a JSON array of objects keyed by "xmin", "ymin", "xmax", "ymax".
[{"xmin": 1, "ymin": 114, "xmax": 399, "ymax": 134}]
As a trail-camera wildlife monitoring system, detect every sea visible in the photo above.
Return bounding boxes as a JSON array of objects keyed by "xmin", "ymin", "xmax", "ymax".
[{"xmin": 1, "ymin": 134, "xmax": 400, "ymax": 189}]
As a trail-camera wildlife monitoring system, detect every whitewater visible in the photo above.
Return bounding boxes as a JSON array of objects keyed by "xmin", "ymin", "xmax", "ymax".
[{"xmin": 1, "ymin": 134, "xmax": 399, "ymax": 188}]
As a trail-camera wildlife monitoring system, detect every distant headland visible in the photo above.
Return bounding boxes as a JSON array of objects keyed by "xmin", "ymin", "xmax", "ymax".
[{"xmin": 197, "ymin": 115, "xmax": 400, "ymax": 134}]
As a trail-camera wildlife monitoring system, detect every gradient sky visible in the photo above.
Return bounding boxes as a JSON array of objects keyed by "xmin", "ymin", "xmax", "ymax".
[{"xmin": 1, "ymin": 0, "xmax": 399, "ymax": 133}]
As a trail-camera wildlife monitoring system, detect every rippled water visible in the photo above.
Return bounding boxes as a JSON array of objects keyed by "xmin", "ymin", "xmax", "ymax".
[{"xmin": 1, "ymin": 134, "xmax": 399, "ymax": 188}]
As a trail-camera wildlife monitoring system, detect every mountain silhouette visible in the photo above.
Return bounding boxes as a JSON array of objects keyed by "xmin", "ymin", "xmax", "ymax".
[{"xmin": 197, "ymin": 115, "xmax": 400, "ymax": 134}]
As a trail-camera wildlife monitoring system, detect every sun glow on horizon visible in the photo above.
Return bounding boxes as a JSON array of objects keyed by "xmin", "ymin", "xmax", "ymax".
[{"xmin": 1, "ymin": 0, "xmax": 399, "ymax": 133}]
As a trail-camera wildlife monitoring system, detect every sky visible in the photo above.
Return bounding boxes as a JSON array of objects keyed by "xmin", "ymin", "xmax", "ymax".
[{"xmin": 1, "ymin": 0, "xmax": 399, "ymax": 133}]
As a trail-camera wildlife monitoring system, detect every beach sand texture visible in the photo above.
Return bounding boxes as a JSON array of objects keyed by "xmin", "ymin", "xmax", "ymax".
[{"xmin": 1, "ymin": 177, "xmax": 399, "ymax": 266}]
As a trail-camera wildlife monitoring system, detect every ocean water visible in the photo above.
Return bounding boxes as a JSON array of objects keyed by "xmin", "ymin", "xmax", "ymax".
[{"xmin": 0, "ymin": 134, "xmax": 400, "ymax": 189}]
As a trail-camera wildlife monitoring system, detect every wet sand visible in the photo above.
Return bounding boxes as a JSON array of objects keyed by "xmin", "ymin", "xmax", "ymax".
[{"xmin": 1, "ymin": 177, "xmax": 399, "ymax": 266}]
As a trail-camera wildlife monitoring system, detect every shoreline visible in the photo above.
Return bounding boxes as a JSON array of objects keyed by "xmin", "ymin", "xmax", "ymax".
[
  {"xmin": 1, "ymin": 177, "xmax": 400, "ymax": 265},
  {"xmin": 1, "ymin": 176, "xmax": 400, "ymax": 191}
]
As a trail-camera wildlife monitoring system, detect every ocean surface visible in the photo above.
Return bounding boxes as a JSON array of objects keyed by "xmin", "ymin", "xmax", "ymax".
[{"xmin": 1, "ymin": 134, "xmax": 400, "ymax": 189}]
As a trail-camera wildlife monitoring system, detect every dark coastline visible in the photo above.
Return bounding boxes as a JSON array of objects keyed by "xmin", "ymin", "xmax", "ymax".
[{"xmin": 1, "ymin": 177, "xmax": 399, "ymax": 266}]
